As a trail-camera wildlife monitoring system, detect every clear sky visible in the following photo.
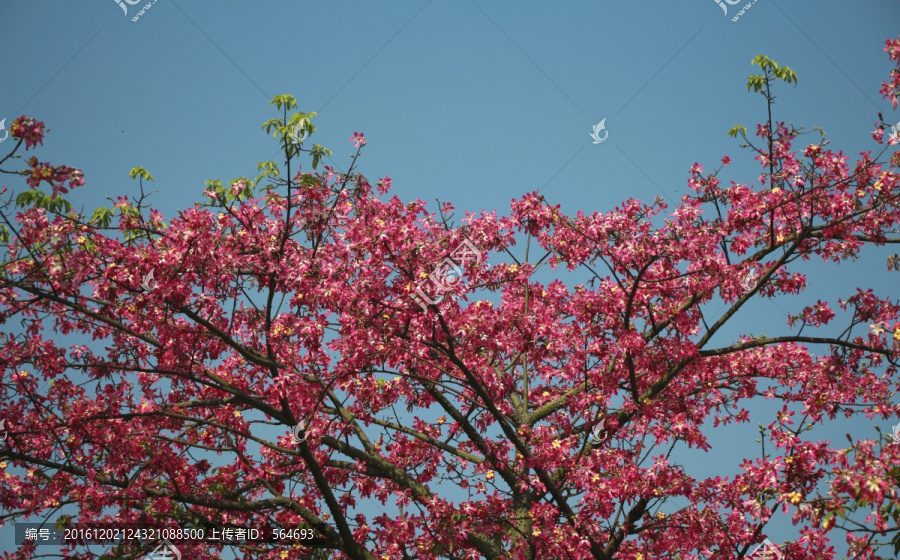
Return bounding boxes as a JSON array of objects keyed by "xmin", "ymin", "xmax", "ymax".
[{"xmin": 2, "ymin": 0, "xmax": 899, "ymax": 557}]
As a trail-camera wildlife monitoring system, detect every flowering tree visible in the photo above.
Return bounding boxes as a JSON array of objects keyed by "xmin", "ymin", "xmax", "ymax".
[{"xmin": 2, "ymin": 38, "xmax": 900, "ymax": 560}]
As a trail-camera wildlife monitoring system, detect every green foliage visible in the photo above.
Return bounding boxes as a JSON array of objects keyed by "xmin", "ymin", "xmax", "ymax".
[
  {"xmin": 228, "ymin": 176, "xmax": 255, "ymax": 200},
  {"xmin": 287, "ymin": 112, "xmax": 316, "ymax": 143},
  {"xmin": 309, "ymin": 144, "xmax": 333, "ymax": 171},
  {"xmin": 296, "ymin": 174, "xmax": 321, "ymax": 189},
  {"xmin": 262, "ymin": 108, "xmax": 317, "ymax": 146},
  {"xmin": 269, "ymin": 94, "xmax": 298, "ymax": 112},
  {"xmin": 747, "ymin": 55, "xmax": 798, "ymax": 93},
  {"xmin": 729, "ymin": 56, "xmax": 798, "ymax": 139},
  {"xmin": 263, "ymin": 94, "xmax": 333, "ymax": 168},
  {"xmin": 255, "ymin": 160, "xmax": 280, "ymax": 186},
  {"xmin": 202, "ymin": 177, "xmax": 256, "ymax": 207},
  {"xmin": 727, "ymin": 125, "xmax": 748, "ymax": 138},
  {"xmin": 203, "ymin": 179, "xmax": 226, "ymax": 207},
  {"xmin": 119, "ymin": 203, "xmax": 144, "ymax": 242},
  {"xmin": 15, "ymin": 189, "xmax": 72, "ymax": 214},
  {"xmin": 128, "ymin": 167, "xmax": 154, "ymax": 183},
  {"xmin": 91, "ymin": 206, "xmax": 114, "ymax": 228},
  {"xmin": 206, "ymin": 96, "xmax": 335, "ymax": 208}
]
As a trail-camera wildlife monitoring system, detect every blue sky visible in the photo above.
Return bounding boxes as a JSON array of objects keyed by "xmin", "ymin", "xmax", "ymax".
[{"xmin": 2, "ymin": 0, "xmax": 900, "ymax": 557}]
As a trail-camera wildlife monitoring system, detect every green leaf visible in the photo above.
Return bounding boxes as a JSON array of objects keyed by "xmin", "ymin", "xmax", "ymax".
[
  {"xmin": 727, "ymin": 125, "xmax": 748, "ymax": 138},
  {"xmin": 747, "ymin": 75, "xmax": 765, "ymax": 93},
  {"xmin": 751, "ymin": 54, "xmax": 778, "ymax": 71},
  {"xmin": 287, "ymin": 112, "xmax": 316, "ymax": 137},
  {"xmin": 16, "ymin": 190, "xmax": 47, "ymax": 208},
  {"xmin": 747, "ymin": 55, "xmax": 798, "ymax": 91},
  {"xmin": 774, "ymin": 66, "xmax": 798, "ymax": 86},
  {"xmin": 254, "ymin": 161, "xmax": 280, "ymax": 185},
  {"xmin": 228, "ymin": 177, "xmax": 255, "ymax": 195},
  {"xmin": 128, "ymin": 167, "xmax": 154, "ymax": 182},
  {"xmin": 296, "ymin": 174, "xmax": 320, "ymax": 189},
  {"xmin": 270, "ymin": 94, "xmax": 298, "ymax": 112},
  {"xmin": 310, "ymin": 144, "xmax": 332, "ymax": 171},
  {"xmin": 262, "ymin": 117, "xmax": 284, "ymax": 137},
  {"xmin": 91, "ymin": 207, "xmax": 114, "ymax": 228},
  {"xmin": 49, "ymin": 197, "xmax": 72, "ymax": 214}
]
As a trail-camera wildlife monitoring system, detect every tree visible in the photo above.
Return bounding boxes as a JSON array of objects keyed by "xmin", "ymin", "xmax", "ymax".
[{"xmin": 1, "ymin": 37, "xmax": 900, "ymax": 560}]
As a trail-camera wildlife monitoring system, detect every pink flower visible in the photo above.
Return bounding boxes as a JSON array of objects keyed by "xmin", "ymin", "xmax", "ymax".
[
  {"xmin": 10, "ymin": 116, "xmax": 46, "ymax": 150},
  {"xmin": 377, "ymin": 175, "xmax": 392, "ymax": 194},
  {"xmin": 349, "ymin": 132, "xmax": 367, "ymax": 148},
  {"xmin": 231, "ymin": 180, "xmax": 246, "ymax": 197},
  {"xmin": 721, "ymin": 155, "xmax": 731, "ymax": 165},
  {"xmin": 24, "ymin": 156, "xmax": 84, "ymax": 197}
]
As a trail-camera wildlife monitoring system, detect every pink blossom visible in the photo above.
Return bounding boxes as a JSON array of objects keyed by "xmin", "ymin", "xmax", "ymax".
[
  {"xmin": 377, "ymin": 175, "xmax": 392, "ymax": 194},
  {"xmin": 10, "ymin": 115, "xmax": 46, "ymax": 150},
  {"xmin": 349, "ymin": 131, "xmax": 367, "ymax": 148}
]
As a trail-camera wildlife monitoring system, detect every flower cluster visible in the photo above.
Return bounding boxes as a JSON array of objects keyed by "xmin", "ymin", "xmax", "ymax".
[
  {"xmin": 880, "ymin": 37, "xmax": 900, "ymax": 109},
  {"xmin": 10, "ymin": 115, "xmax": 46, "ymax": 150},
  {"xmin": 25, "ymin": 156, "xmax": 85, "ymax": 197}
]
